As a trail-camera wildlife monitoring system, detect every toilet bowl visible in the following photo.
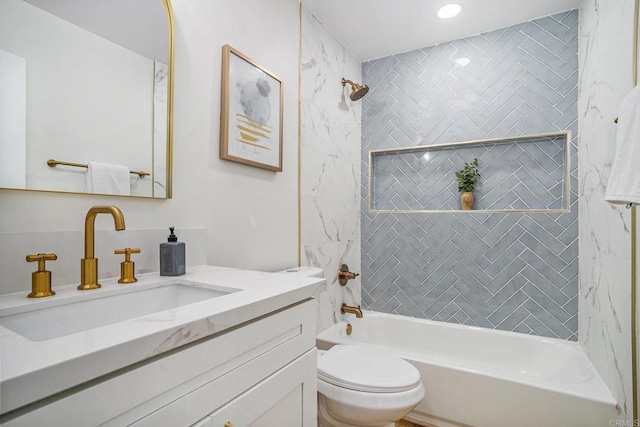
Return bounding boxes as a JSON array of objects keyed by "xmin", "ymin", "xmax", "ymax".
[
  {"xmin": 317, "ymin": 345, "xmax": 425, "ymax": 427},
  {"xmin": 276, "ymin": 266, "xmax": 424, "ymax": 426}
]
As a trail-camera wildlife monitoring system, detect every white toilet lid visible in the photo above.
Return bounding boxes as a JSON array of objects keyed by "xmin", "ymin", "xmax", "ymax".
[{"xmin": 317, "ymin": 345, "xmax": 421, "ymax": 393}]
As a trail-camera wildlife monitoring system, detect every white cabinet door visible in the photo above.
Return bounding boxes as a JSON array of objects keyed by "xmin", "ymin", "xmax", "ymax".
[
  {"xmin": 210, "ymin": 349, "xmax": 317, "ymax": 427},
  {"xmin": 128, "ymin": 308, "xmax": 316, "ymax": 427},
  {"xmin": 190, "ymin": 416, "xmax": 213, "ymax": 427}
]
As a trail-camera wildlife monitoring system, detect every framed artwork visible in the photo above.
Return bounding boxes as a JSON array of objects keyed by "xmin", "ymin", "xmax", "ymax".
[{"xmin": 220, "ymin": 44, "xmax": 283, "ymax": 172}]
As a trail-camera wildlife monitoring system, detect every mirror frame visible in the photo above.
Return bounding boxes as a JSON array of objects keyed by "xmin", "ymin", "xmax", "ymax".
[
  {"xmin": 0, "ymin": 0, "xmax": 175, "ymax": 199},
  {"xmin": 163, "ymin": 0, "xmax": 174, "ymax": 199}
]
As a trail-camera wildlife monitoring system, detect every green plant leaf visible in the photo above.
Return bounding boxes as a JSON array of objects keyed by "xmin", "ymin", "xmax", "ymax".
[{"xmin": 455, "ymin": 158, "xmax": 481, "ymax": 192}]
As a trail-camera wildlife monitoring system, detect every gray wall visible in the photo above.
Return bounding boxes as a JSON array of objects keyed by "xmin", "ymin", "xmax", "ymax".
[{"xmin": 361, "ymin": 10, "xmax": 579, "ymax": 340}]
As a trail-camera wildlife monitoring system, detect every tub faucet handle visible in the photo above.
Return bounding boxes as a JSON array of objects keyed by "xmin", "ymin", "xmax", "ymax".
[{"xmin": 338, "ymin": 264, "xmax": 359, "ymax": 286}]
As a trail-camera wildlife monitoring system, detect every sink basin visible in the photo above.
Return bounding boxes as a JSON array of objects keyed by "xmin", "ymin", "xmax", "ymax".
[{"xmin": 0, "ymin": 284, "xmax": 234, "ymax": 342}]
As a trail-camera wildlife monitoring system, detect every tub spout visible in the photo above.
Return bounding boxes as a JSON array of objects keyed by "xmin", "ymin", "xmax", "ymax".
[{"xmin": 341, "ymin": 303, "xmax": 363, "ymax": 318}]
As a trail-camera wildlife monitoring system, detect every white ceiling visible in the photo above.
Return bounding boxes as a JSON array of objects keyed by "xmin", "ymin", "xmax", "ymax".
[{"xmin": 303, "ymin": 0, "xmax": 582, "ymax": 62}]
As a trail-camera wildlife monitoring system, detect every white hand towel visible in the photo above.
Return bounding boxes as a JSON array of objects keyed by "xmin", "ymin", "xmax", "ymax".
[
  {"xmin": 85, "ymin": 162, "xmax": 131, "ymax": 195},
  {"xmin": 606, "ymin": 85, "xmax": 640, "ymax": 205}
]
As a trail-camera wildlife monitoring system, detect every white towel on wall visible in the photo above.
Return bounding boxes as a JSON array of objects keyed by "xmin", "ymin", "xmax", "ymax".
[
  {"xmin": 85, "ymin": 161, "xmax": 131, "ymax": 195},
  {"xmin": 606, "ymin": 85, "xmax": 640, "ymax": 205}
]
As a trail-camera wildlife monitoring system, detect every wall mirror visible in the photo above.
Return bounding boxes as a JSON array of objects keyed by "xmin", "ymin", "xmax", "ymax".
[{"xmin": 0, "ymin": 0, "xmax": 174, "ymax": 198}]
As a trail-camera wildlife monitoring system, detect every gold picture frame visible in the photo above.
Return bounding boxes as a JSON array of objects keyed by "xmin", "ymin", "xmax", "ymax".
[{"xmin": 220, "ymin": 44, "xmax": 283, "ymax": 172}]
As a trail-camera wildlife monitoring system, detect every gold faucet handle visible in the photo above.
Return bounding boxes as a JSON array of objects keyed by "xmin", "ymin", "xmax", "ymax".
[
  {"xmin": 25, "ymin": 253, "xmax": 57, "ymax": 298},
  {"xmin": 115, "ymin": 248, "xmax": 140, "ymax": 284},
  {"xmin": 114, "ymin": 247, "xmax": 141, "ymax": 261},
  {"xmin": 26, "ymin": 252, "xmax": 58, "ymax": 266},
  {"xmin": 338, "ymin": 263, "xmax": 360, "ymax": 286}
]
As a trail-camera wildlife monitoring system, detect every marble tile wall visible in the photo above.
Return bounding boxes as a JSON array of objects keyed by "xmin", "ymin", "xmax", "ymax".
[
  {"xmin": 301, "ymin": 6, "xmax": 362, "ymax": 333},
  {"xmin": 361, "ymin": 11, "xmax": 579, "ymax": 339},
  {"xmin": 578, "ymin": 0, "xmax": 635, "ymax": 417}
]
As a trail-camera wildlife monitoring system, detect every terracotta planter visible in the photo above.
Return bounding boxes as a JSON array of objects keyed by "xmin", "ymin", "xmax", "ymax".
[{"xmin": 461, "ymin": 192, "xmax": 474, "ymax": 210}]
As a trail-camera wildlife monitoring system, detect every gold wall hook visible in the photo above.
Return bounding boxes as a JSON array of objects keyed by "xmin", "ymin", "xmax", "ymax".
[
  {"xmin": 26, "ymin": 253, "xmax": 57, "ymax": 298},
  {"xmin": 115, "ymin": 248, "xmax": 140, "ymax": 284},
  {"xmin": 338, "ymin": 263, "xmax": 359, "ymax": 286}
]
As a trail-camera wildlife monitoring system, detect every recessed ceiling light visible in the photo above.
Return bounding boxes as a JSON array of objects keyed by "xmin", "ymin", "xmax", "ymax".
[{"xmin": 437, "ymin": 3, "xmax": 462, "ymax": 19}]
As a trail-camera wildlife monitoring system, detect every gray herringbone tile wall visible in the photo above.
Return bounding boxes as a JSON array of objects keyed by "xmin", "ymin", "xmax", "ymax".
[
  {"xmin": 371, "ymin": 134, "xmax": 568, "ymax": 211},
  {"xmin": 361, "ymin": 10, "xmax": 579, "ymax": 340}
]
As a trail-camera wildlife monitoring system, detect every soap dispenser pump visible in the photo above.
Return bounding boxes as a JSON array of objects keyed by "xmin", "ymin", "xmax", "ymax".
[{"xmin": 160, "ymin": 227, "xmax": 186, "ymax": 276}]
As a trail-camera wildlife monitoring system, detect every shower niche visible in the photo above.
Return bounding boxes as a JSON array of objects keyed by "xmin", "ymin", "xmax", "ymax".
[{"xmin": 368, "ymin": 131, "xmax": 570, "ymax": 213}]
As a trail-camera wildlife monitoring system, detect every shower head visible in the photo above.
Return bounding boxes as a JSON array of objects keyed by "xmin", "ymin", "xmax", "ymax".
[{"xmin": 342, "ymin": 78, "xmax": 369, "ymax": 101}]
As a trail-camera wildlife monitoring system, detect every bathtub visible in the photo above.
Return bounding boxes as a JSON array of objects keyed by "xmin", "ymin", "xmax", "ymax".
[{"xmin": 316, "ymin": 311, "xmax": 622, "ymax": 427}]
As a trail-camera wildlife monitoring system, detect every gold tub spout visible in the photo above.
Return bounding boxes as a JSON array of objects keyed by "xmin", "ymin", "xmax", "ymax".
[
  {"xmin": 78, "ymin": 205, "xmax": 126, "ymax": 290},
  {"xmin": 341, "ymin": 304, "xmax": 363, "ymax": 318}
]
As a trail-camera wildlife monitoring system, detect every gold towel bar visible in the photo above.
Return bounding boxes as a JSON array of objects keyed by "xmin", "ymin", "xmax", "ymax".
[{"xmin": 47, "ymin": 159, "xmax": 149, "ymax": 178}]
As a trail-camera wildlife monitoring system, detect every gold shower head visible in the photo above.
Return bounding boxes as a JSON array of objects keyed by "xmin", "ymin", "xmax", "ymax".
[{"xmin": 342, "ymin": 78, "xmax": 369, "ymax": 101}]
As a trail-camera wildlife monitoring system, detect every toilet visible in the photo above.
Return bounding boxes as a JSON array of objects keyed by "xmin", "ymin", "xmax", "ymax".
[
  {"xmin": 277, "ymin": 267, "xmax": 425, "ymax": 427},
  {"xmin": 317, "ymin": 345, "xmax": 424, "ymax": 427}
]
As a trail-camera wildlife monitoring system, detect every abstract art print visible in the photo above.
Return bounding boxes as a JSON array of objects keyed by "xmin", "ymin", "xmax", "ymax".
[{"xmin": 220, "ymin": 44, "xmax": 283, "ymax": 171}]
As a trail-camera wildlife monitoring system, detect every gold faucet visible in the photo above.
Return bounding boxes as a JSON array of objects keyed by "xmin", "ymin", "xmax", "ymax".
[
  {"xmin": 341, "ymin": 303, "xmax": 363, "ymax": 318},
  {"xmin": 78, "ymin": 205, "xmax": 125, "ymax": 290}
]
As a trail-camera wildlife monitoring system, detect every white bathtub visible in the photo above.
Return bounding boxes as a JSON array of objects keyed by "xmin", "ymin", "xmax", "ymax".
[{"xmin": 316, "ymin": 311, "xmax": 623, "ymax": 427}]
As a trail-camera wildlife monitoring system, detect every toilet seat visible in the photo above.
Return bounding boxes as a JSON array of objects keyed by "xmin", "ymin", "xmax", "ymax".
[{"xmin": 317, "ymin": 345, "xmax": 421, "ymax": 393}]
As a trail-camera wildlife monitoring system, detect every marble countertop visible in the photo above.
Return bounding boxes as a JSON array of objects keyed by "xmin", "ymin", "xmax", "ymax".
[{"xmin": 0, "ymin": 265, "xmax": 326, "ymax": 414}]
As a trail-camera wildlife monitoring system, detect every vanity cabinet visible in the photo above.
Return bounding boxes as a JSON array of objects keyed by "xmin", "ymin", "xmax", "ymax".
[
  {"xmin": 169, "ymin": 351, "xmax": 315, "ymax": 427},
  {"xmin": 3, "ymin": 300, "xmax": 317, "ymax": 427}
]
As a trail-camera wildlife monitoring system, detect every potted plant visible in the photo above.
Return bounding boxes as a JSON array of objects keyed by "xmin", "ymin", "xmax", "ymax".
[{"xmin": 455, "ymin": 158, "xmax": 480, "ymax": 210}]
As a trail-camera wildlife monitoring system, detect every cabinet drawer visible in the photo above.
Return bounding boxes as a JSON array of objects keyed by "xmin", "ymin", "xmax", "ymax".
[
  {"xmin": 141, "ymin": 349, "xmax": 318, "ymax": 427},
  {"xmin": 190, "ymin": 416, "xmax": 213, "ymax": 427},
  {"xmin": 209, "ymin": 350, "xmax": 317, "ymax": 427},
  {"xmin": 130, "ymin": 344, "xmax": 317, "ymax": 426},
  {"xmin": 4, "ymin": 300, "xmax": 315, "ymax": 427}
]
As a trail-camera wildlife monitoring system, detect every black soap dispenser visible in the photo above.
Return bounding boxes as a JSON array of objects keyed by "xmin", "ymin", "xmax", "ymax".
[{"xmin": 160, "ymin": 227, "xmax": 186, "ymax": 276}]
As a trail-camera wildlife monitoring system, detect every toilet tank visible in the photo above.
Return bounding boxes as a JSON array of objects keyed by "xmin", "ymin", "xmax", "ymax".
[{"xmin": 276, "ymin": 266, "xmax": 324, "ymax": 278}]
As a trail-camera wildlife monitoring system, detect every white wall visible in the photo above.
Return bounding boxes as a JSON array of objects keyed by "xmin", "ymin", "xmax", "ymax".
[
  {"xmin": 0, "ymin": 49, "xmax": 26, "ymax": 189},
  {"xmin": 579, "ymin": 0, "xmax": 635, "ymax": 417},
  {"xmin": 301, "ymin": 7, "xmax": 362, "ymax": 333},
  {"xmin": 0, "ymin": 0, "xmax": 301, "ymax": 294},
  {"xmin": 0, "ymin": 0, "xmax": 154, "ymax": 196}
]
